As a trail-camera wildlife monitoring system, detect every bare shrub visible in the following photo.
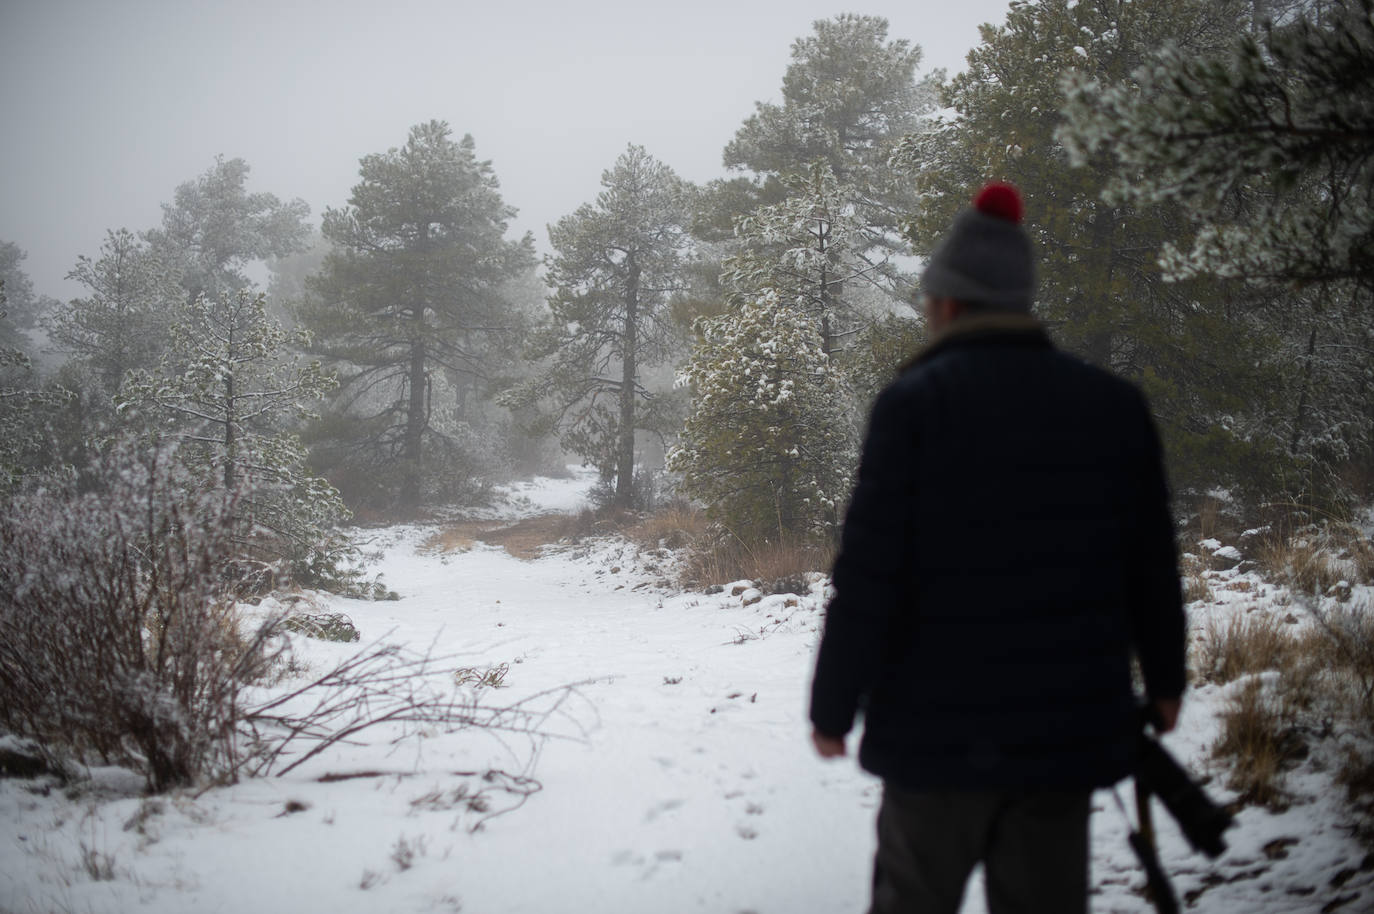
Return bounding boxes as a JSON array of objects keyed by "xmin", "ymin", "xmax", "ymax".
[
  {"xmin": 1312, "ymin": 600, "xmax": 1374, "ymax": 717},
  {"xmin": 239, "ymin": 643, "xmax": 584, "ymax": 779},
  {"xmin": 0, "ymin": 441, "xmax": 282, "ymax": 792},
  {"xmin": 0, "ymin": 440, "xmax": 585, "ymax": 796}
]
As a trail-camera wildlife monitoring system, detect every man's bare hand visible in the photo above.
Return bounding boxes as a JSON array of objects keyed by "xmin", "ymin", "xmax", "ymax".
[
  {"xmin": 812, "ymin": 729, "xmax": 847, "ymax": 759},
  {"xmin": 1153, "ymin": 698, "xmax": 1181, "ymax": 733}
]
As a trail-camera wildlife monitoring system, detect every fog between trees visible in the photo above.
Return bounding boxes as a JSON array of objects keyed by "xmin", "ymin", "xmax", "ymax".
[{"xmin": 2, "ymin": 2, "xmax": 1371, "ymax": 576}]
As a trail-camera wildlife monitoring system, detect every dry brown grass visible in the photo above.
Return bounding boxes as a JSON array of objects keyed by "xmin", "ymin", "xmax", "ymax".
[
  {"xmin": 626, "ymin": 500, "xmax": 709, "ymax": 551},
  {"xmin": 1212, "ymin": 677, "xmax": 1306, "ymax": 810},
  {"xmin": 681, "ymin": 533, "xmax": 833, "ymax": 595},
  {"xmin": 1196, "ymin": 495, "xmax": 1225, "ymax": 543},
  {"xmin": 1202, "ymin": 597, "xmax": 1374, "ymax": 816},
  {"xmin": 1194, "ymin": 612, "xmax": 1293, "ymax": 685},
  {"xmin": 425, "ymin": 514, "xmax": 578, "ymax": 561},
  {"xmin": 1257, "ymin": 535, "xmax": 1344, "ymax": 595},
  {"xmin": 1181, "ymin": 552, "xmax": 1214, "ymax": 604},
  {"xmin": 1254, "ymin": 521, "xmax": 1374, "ymax": 596}
]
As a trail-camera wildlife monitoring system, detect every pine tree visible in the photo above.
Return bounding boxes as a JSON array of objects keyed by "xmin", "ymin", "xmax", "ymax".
[
  {"xmin": 669, "ymin": 291, "xmax": 854, "ymax": 543},
  {"xmin": 724, "ymin": 162, "xmax": 908, "ymax": 358},
  {"xmin": 512, "ymin": 145, "xmax": 691, "ymax": 507},
  {"xmin": 1058, "ymin": 0, "xmax": 1374, "ymax": 492},
  {"xmin": 0, "ymin": 242, "xmax": 56, "ymax": 355},
  {"xmin": 46, "ymin": 229, "xmax": 180, "ymax": 396},
  {"xmin": 894, "ymin": 0, "xmax": 1289, "ymax": 494},
  {"xmin": 119, "ymin": 292, "xmax": 346, "ymax": 583},
  {"xmin": 303, "ymin": 121, "xmax": 535, "ymax": 513},
  {"xmin": 1060, "ymin": 0, "xmax": 1374, "ymax": 292},
  {"xmin": 724, "ymin": 14, "xmax": 937, "ymax": 235},
  {"xmin": 0, "ymin": 280, "xmax": 69, "ymax": 491},
  {"xmin": 145, "ymin": 156, "xmax": 311, "ymax": 303}
]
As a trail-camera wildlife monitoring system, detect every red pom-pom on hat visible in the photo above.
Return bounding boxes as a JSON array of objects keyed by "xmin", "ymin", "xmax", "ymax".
[{"xmin": 973, "ymin": 181, "xmax": 1024, "ymax": 224}]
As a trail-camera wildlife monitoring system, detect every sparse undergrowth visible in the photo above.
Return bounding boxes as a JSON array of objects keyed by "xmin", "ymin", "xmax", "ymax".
[
  {"xmin": 426, "ymin": 496, "xmax": 829, "ymax": 597},
  {"xmin": 680, "ymin": 529, "xmax": 833, "ymax": 596},
  {"xmin": 1254, "ymin": 520, "xmax": 1374, "ymax": 600},
  {"xmin": 1193, "ymin": 515, "xmax": 1374, "ymax": 836}
]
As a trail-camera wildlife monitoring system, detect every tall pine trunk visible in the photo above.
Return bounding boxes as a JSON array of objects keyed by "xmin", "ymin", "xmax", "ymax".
[
  {"xmin": 223, "ymin": 315, "xmax": 237, "ymax": 492},
  {"xmin": 615, "ymin": 257, "xmax": 640, "ymax": 508},
  {"xmin": 401, "ymin": 320, "xmax": 427, "ymax": 514}
]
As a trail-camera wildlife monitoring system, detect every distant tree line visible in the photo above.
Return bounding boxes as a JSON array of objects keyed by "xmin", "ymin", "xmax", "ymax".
[{"xmin": 1, "ymin": 0, "xmax": 1370, "ymax": 580}]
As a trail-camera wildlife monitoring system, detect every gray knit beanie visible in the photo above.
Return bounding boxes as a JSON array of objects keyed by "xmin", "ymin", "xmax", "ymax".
[{"xmin": 920, "ymin": 182, "xmax": 1034, "ymax": 312}]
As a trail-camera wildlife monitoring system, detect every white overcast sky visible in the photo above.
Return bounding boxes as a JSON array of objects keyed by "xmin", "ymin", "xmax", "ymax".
[{"xmin": 0, "ymin": 0, "xmax": 1012, "ymax": 301}]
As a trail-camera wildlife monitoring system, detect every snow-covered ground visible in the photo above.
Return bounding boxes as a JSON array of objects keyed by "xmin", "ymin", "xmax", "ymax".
[{"xmin": 2, "ymin": 469, "xmax": 1371, "ymax": 913}]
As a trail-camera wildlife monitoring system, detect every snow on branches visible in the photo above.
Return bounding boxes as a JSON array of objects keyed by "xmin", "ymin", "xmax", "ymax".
[{"xmin": 669, "ymin": 291, "xmax": 855, "ymax": 543}]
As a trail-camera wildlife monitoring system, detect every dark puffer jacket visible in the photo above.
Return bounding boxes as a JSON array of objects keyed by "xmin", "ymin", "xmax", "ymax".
[{"xmin": 809, "ymin": 315, "xmax": 1185, "ymax": 790}]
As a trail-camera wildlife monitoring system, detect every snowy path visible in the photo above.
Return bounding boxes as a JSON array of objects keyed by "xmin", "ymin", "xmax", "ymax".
[
  {"xmin": 325, "ymin": 522, "xmax": 880, "ymax": 914},
  {"xmin": 3, "ymin": 471, "xmax": 1372, "ymax": 913}
]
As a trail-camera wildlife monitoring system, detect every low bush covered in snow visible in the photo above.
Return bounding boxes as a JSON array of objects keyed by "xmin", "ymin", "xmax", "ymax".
[{"xmin": 0, "ymin": 441, "xmax": 280, "ymax": 791}]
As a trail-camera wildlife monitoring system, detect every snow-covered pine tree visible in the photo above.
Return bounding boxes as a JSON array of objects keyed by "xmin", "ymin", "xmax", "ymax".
[
  {"xmin": 0, "ymin": 278, "xmax": 69, "ymax": 492},
  {"xmin": 669, "ymin": 291, "xmax": 854, "ymax": 543},
  {"xmin": 893, "ymin": 0, "xmax": 1300, "ymax": 496},
  {"xmin": 1058, "ymin": 0, "xmax": 1374, "ymax": 495},
  {"xmin": 47, "ymin": 229, "xmax": 180, "ymax": 396},
  {"xmin": 119, "ymin": 291, "xmax": 348, "ymax": 587},
  {"xmin": 722, "ymin": 13, "xmax": 938, "ymax": 256},
  {"xmin": 144, "ymin": 156, "xmax": 311, "ymax": 304},
  {"xmin": 0, "ymin": 242, "xmax": 56, "ymax": 355},
  {"xmin": 1060, "ymin": 0, "xmax": 1374, "ymax": 293},
  {"xmin": 723, "ymin": 162, "xmax": 902, "ymax": 359}
]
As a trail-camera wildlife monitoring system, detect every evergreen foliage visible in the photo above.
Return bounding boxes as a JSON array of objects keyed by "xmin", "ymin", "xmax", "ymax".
[
  {"xmin": 303, "ymin": 121, "xmax": 535, "ymax": 513},
  {"xmin": 1058, "ymin": 0, "xmax": 1374, "ymax": 495},
  {"xmin": 838, "ymin": 313, "xmax": 929, "ymax": 411},
  {"xmin": 1060, "ymin": 0, "xmax": 1374, "ymax": 292},
  {"xmin": 723, "ymin": 13, "xmax": 938, "ymax": 244},
  {"xmin": 119, "ymin": 291, "xmax": 349, "ymax": 587},
  {"xmin": 673, "ymin": 15, "xmax": 941, "ymax": 545},
  {"xmin": 510, "ymin": 145, "xmax": 691, "ymax": 507},
  {"xmin": 0, "ymin": 269, "xmax": 71, "ymax": 490},
  {"xmin": 46, "ymin": 229, "xmax": 180, "ymax": 396},
  {"xmin": 669, "ymin": 291, "xmax": 854, "ymax": 543},
  {"xmin": 0, "ymin": 333, "xmax": 69, "ymax": 492},
  {"xmin": 723, "ymin": 162, "xmax": 902, "ymax": 357},
  {"xmin": 894, "ymin": 0, "xmax": 1294, "ymax": 495},
  {"xmin": 0, "ymin": 242, "xmax": 55, "ymax": 352},
  {"xmin": 145, "ymin": 156, "xmax": 311, "ymax": 302}
]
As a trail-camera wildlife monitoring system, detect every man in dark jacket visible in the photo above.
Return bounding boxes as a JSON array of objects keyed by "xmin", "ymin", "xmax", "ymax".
[{"xmin": 809, "ymin": 182, "xmax": 1185, "ymax": 914}]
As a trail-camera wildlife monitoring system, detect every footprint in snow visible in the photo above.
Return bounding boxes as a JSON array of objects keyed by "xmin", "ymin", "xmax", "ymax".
[
  {"xmin": 612, "ymin": 848, "xmax": 685, "ymax": 881},
  {"xmin": 644, "ymin": 798, "xmax": 684, "ymax": 822}
]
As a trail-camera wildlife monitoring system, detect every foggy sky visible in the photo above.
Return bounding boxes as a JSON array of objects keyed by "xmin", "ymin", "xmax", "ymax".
[{"xmin": 0, "ymin": 0, "xmax": 1012, "ymax": 302}]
